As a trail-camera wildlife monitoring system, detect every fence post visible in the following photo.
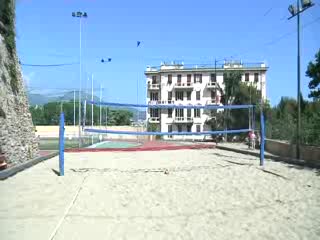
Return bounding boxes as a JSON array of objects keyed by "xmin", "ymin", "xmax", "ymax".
[
  {"xmin": 260, "ymin": 112, "xmax": 265, "ymax": 166},
  {"xmin": 59, "ymin": 112, "xmax": 65, "ymax": 176}
]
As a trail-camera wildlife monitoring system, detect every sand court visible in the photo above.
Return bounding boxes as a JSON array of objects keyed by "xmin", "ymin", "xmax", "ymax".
[{"xmin": 0, "ymin": 149, "xmax": 319, "ymax": 240}]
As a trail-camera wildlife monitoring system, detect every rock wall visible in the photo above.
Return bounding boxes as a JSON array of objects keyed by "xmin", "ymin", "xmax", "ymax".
[{"xmin": 0, "ymin": 0, "xmax": 38, "ymax": 165}]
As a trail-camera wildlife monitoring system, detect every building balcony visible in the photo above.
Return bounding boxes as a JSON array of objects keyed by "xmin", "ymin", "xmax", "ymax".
[
  {"xmin": 148, "ymin": 100, "xmax": 160, "ymax": 105},
  {"xmin": 148, "ymin": 83, "xmax": 160, "ymax": 90},
  {"xmin": 148, "ymin": 117, "xmax": 160, "ymax": 123},
  {"xmin": 162, "ymin": 100, "xmax": 175, "ymax": 105},
  {"xmin": 206, "ymin": 81, "xmax": 218, "ymax": 89},
  {"xmin": 206, "ymin": 116, "xmax": 216, "ymax": 122},
  {"xmin": 148, "ymin": 100, "xmax": 175, "ymax": 105},
  {"xmin": 173, "ymin": 82, "xmax": 193, "ymax": 89},
  {"xmin": 173, "ymin": 117, "xmax": 193, "ymax": 123},
  {"xmin": 206, "ymin": 99, "xmax": 219, "ymax": 105}
]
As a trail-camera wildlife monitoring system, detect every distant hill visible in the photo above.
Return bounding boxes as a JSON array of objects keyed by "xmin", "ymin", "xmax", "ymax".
[
  {"xmin": 28, "ymin": 91, "xmax": 99, "ymax": 106},
  {"xmin": 28, "ymin": 91, "xmax": 146, "ymax": 120}
]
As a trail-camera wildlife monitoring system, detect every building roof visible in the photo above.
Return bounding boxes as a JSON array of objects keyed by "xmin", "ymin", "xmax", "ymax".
[{"xmin": 145, "ymin": 61, "xmax": 268, "ymax": 75}]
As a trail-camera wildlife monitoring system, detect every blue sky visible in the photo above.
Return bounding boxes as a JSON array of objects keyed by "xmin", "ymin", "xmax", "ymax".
[{"xmin": 16, "ymin": 0, "xmax": 320, "ymax": 106}]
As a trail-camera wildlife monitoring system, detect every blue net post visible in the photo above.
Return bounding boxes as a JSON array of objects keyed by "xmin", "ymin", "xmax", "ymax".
[
  {"xmin": 59, "ymin": 112, "xmax": 65, "ymax": 176},
  {"xmin": 260, "ymin": 112, "xmax": 265, "ymax": 166}
]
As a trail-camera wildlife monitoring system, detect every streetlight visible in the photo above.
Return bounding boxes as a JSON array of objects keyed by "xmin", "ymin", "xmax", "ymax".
[
  {"xmin": 287, "ymin": 0, "xmax": 315, "ymax": 159},
  {"xmin": 72, "ymin": 11, "xmax": 88, "ymax": 147}
]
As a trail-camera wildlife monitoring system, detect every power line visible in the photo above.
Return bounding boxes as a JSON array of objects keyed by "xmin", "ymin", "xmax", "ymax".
[
  {"xmin": 20, "ymin": 62, "xmax": 79, "ymax": 67},
  {"xmin": 233, "ymin": 15, "xmax": 320, "ymax": 58}
]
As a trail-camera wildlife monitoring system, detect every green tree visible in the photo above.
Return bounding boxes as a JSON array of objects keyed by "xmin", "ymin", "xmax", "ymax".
[{"xmin": 306, "ymin": 49, "xmax": 320, "ymax": 100}]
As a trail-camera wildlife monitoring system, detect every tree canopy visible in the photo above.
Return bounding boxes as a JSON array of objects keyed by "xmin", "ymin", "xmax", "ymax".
[{"xmin": 307, "ymin": 49, "xmax": 320, "ymax": 100}]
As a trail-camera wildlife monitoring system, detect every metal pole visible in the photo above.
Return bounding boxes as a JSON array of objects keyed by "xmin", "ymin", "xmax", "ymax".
[
  {"xmin": 296, "ymin": 0, "xmax": 301, "ymax": 159},
  {"xmin": 91, "ymin": 74, "xmax": 94, "ymax": 145},
  {"xmin": 99, "ymin": 84, "xmax": 102, "ymax": 127},
  {"xmin": 59, "ymin": 112, "xmax": 65, "ymax": 176},
  {"xmin": 78, "ymin": 17, "xmax": 82, "ymax": 147},
  {"xmin": 260, "ymin": 112, "xmax": 265, "ymax": 166},
  {"xmin": 73, "ymin": 90, "xmax": 76, "ymax": 127}
]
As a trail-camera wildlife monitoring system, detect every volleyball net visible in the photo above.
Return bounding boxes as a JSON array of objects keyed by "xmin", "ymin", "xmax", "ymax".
[
  {"xmin": 82, "ymin": 100, "xmax": 258, "ymax": 140},
  {"xmin": 58, "ymin": 100, "xmax": 265, "ymax": 176}
]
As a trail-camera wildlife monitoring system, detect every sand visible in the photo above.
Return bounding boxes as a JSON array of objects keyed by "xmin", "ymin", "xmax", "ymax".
[{"xmin": 0, "ymin": 149, "xmax": 319, "ymax": 240}]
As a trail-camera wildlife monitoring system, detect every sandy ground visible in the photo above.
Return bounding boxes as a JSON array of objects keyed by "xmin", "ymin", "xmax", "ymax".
[{"xmin": 0, "ymin": 149, "xmax": 319, "ymax": 240}]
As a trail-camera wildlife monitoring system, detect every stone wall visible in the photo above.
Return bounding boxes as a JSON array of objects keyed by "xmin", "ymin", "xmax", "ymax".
[
  {"xmin": 0, "ymin": 0, "xmax": 38, "ymax": 165},
  {"xmin": 265, "ymin": 139, "xmax": 320, "ymax": 164}
]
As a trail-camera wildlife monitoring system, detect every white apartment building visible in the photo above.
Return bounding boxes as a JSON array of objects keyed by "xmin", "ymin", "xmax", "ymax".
[{"xmin": 145, "ymin": 61, "xmax": 268, "ymax": 140}]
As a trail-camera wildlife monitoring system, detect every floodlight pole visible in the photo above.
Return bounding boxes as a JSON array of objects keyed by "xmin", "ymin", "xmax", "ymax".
[
  {"xmin": 72, "ymin": 11, "xmax": 88, "ymax": 148},
  {"xmin": 288, "ymin": 0, "xmax": 315, "ymax": 159}
]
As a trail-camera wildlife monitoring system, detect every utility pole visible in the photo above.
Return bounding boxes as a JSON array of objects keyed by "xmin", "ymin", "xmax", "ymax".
[{"xmin": 288, "ymin": 0, "xmax": 315, "ymax": 159}]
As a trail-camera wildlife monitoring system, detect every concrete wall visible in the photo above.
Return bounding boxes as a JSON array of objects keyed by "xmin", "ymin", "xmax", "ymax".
[
  {"xmin": 35, "ymin": 125, "xmax": 148, "ymax": 140},
  {"xmin": 265, "ymin": 139, "xmax": 320, "ymax": 164}
]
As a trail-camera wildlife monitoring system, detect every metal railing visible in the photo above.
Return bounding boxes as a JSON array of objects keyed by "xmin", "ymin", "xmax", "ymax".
[
  {"xmin": 148, "ymin": 117, "xmax": 160, "ymax": 122},
  {"xmin": 174, "ymin": 82, "xmax": 193, "ymax": 88},
  {"xmin": 148, "ymin": 84, "xmax": 160, "ymax": 90},
  {"xmin": 206, "ymin": 81, "xmax": 217, "ymax": 88},
  {"xmin": 206, "ymin": 99, "xmax": 218, "ymax": 105},
  {"xmin": 174, "ymin": 117, "xmax": 193, "ymax": 123}
]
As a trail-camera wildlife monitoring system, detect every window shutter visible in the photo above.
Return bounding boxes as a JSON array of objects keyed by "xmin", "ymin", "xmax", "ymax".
[
  {"xmin": 200, "ymin": 74, "xmax": 202, "ymax": 83},
  {"xmin": 194, "ymin": 74, "xmax": 196, "ymax": 83}
]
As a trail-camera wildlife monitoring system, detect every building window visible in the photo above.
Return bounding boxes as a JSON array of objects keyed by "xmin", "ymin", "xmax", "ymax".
[
  {"xmin": 150, "ymin": 92, "xmax": 159, "ymax": 101},
  {"xmin": 194, "ymin": 74, "xmax": 202, "ymax": 83},
  {"xmin": 152, "ymin": 76, "xmax": 157, "ymax": 84},
  {"xmin": 254, "ymin": 73, "xmax": 259, "ymax": 83},
  {"xmin": 177, "ymin": 74, "xmax": 182, "ymax": 85},
  {"xmin": 187, "ymin": 109, "xmax": 191, "ymax": 118},
  {"xmin": 168, "ymin": 125, "xmax": 172, "ymax": 132},
  {"xmin": 168, "ymin": 74, "xmax": 172, "ymax": 84},
  {"xmin": 187, "ymin": 74, "xmax": 192, "ymax": 83},
  {"xmin": 187, "ymin": 125, "xmax": 192, "ymax": 132},
  {"xmin": 211, "ymin": 90, "xmax": 216, "ymax": 99},
  {"xmin": 168, "ymin": 109, "xmax": 172, "ymax": 118},
  {"xmin": 196, "ymin": 125, "xmax": 201, "ymax": 132},
  {"xmin": 175, "ymin": 91, "xmax": 184, "ymax": 101},
  {"xmin": 245, "ymin": 73, "xmax": 249, "ymax": 82},
  {"xmin": 196, "ymin": 91, "xmax": 201, "ymax": 100},
  {"xmin": 211, "ymin": 73, "xmax": 216, "ymax": 82},
  {"xmin": 187, "ymin": 91, "xmax": 192, "ymax": 100},
  {"xmin": 168, "ymin": 91, "xmax": 172, "ymax": 101},
  {"xmin": 175, "ymin": 108, "xmax": 184, "ymax": 118},
  {"xmin": 150, "ymin": 109, "xmax": 159, "ymax": 118},
  {"xmin": 194, "ymin": 109, "xmax": 200, "ymax": 118},
  {"xmin": 178, "ymin": 125, "xmax": 182, "ymax": 132}
]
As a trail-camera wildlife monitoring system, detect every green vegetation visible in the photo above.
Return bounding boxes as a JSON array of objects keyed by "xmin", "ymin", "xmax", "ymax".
[
  {"xmin": 0, "ymin": 0, "xmax": 19, "ymax": 94},
  {"xmin": 212, "ymin": 50, "xmax": 320, "ymax": 146},
  {"xmin": 0, "ymin": 0, "xmax": 16, "ymax": 57},
  {"xmin": 0, "ymin": 106, "xmax": 6, "ymax": 118},
  {"xmin": 30, "ymin": 101, "xmax": 133, "ymax": 126},
  {"xmin": 307, "ymin": 49, "xmax": 320, "ymax": 100},
  {"xmin": 267, "ymin": 97, "xmax": 320, "ymax": 145},
  {"xmin": 1, "ymin": 73, "xmax": 6, "ymax": 83},
  {"xmin": 7, "ymin": 62, "xmax": 19, "ymax": 94}
]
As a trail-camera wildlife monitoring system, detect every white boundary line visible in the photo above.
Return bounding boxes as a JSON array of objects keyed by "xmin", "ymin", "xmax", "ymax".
[{"xmin": 48, "ymin": 175, "xmax": 88, "ymax": 240}]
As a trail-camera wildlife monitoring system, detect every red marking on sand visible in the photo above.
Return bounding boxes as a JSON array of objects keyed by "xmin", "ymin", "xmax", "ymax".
[
  {"xmin": 65, "ymin": 142, "xmax": 215, "ymax": 153},
  {"xmin": 39, "ymin": 151, "xmax": 56, "ymax": 157}
]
